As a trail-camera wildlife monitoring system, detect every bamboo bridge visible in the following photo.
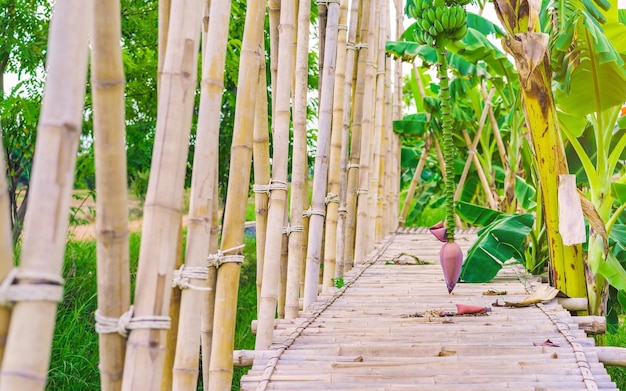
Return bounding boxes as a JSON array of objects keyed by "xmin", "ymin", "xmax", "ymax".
[{"xmin": 239, "ymin": 228, "xmax": 619, "ymax": 390}]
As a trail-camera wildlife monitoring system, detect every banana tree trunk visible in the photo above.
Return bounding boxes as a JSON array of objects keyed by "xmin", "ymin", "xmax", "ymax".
[
  {"xmin": 493, "ymin": 0, "xmax": 586, "ymax": 300},
  {"xmin": 91, "ymin": 0, "xmax": 130, "ymax": 388},
  {"xmin": 0, "ymin": 1, "xmax": 90, "ymax": 389},
  {"xmin": 285, "ymin": 0, "xmax": 311, "ymax": 320},
  {"xmin": 207, "ymin": 0, "xmax": 266, "ymax": 388}
]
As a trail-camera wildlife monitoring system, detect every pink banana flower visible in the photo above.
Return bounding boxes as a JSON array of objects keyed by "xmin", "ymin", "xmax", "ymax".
[{"xmin": 430, "ymin": 222, "xmax": 463, "ymax": 293}]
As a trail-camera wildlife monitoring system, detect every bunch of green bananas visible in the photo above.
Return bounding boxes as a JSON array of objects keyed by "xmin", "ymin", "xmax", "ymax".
[{"xmin": 407, "ymin": 0, "xmax": 469, "ymax": 47}]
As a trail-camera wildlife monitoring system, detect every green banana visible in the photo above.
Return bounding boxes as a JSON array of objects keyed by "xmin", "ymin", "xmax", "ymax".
[
  {"xmin": 427, "ymin": 9, "xmax": 436, "ymax": 24},
  {"xmin": 434, "ymin": 0, "xmax": 445, "ymax": 9},
  {"xmin": 435, "ymin": 7, "xmax": 443, "ymax": 21},
  {"xmin": 434, "ymin": 19, "xmax": 444, "ymax": 33},
  {"xmin": 441, "ymin": 9, "xmax": 450, "ymax": 29}
]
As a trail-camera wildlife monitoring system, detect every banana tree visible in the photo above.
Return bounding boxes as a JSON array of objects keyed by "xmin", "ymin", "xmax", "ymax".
[
  {"xmin": 547, "ymin": 0, "xmax": 626, "ymax": 317},
  {"xmin": 493, "ymin": 0, "xmax": 587, "ymax": 300}
]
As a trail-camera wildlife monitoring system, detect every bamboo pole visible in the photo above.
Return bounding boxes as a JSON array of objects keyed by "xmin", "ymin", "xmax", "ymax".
[
  {"xmin": 322, "ymin": 0, "xmax": 349, "ymax": 292},
  {"xmin": 200, "ymin": 185, "xmax": 219, "ymax": 389},
  {"xmin": 0, "ymin": 1, "xmax": 90, "ymax": 389},
  {"xmin": 90, "ymin": 0, "xmax": 130, "ymax": 389},
  {"xmin": 391, "ymin": 0, "xmax": 404, "ymax": 231},
  {"xmin": 207, "ymin": 0, "xmax": 266, "ymax": 388},
  {"xmin": 353, "ymin": 0, "xmax": 381, "ymax": 265},
  {"xmin": 160, "ymin": 226, "xmax": 183, "ymax": 391},
  {"xmin": 255, "ymin": 0, "xmax": 297, "ymax": 350},
  {"xmin": 398, "ymin": 63, "xmax": 429, "ymax": 225},
  {"xmin": 120, "ymin": 0, "xmax": 203, "ymax": 388},
  {"xmin": 371, "ymin": 0, "xmax": 388, "ymax": 242},
  {"xmin": 171, "ymin": 0, "xmax": 230, "ymax": 389},
  {"xmin": 269, "ymin": 0, "xmax": 280, "ymax": 117},
  {"xmin": 158, "ymin": 0, "xmax": 171, "ymax": 95},
  {"xmin": 453, "ymin": 88, "xmax": 497, "ymax": 209},
  {"xmin": 302, "ymin": 0, "xmax": 341, "ymax": 309},
  {"xmin": 336, "ymin": 0, "xmax": 362, "ymax": 276},
  {"xmin": 284, "ymin": 0, "xmax": 311, "ymax": 320},
  {"xmin": 382, "ymin": 55, "xmax": 393, "ymax": 236},
  {"xmin": 343, "ymin": 0, "xmax": 371, "ymax": 271},
  {"xmin": 158, "ymin": 2, "xmax": 176, "ymax": 387},
  {"xmin": 0, "ymin": 130, "xmax": 13, "ymax": 367},
  {"xmin": 278, "ymin": 212, "xmax": 289, "ymax": 319},
  {"xmin": 253, "ymin": 42, "xmax": 271, "ymax": 315}
]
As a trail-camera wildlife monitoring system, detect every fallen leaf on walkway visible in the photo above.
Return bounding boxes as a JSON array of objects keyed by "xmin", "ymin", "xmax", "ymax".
[
  {"xmin": 504, "ymin": 285, "xmax": 559, "ymax": 307},
  {"xmin": 533, "ymin": 339, "xmax": 560, "ymax": 347}
]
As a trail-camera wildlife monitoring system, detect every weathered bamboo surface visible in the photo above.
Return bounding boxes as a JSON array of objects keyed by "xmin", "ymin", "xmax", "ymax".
[{"xmin": 240, "ymin": 229, "xmax": 619, "ymax": 390}]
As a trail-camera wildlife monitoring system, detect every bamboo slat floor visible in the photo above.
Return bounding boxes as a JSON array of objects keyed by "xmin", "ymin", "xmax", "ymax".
[{"xmin": 240, "ymin": 229, "xmax": 619, "ymax": 390}]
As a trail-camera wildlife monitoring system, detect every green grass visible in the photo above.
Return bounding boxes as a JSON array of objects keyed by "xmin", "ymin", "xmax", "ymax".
[
  {"xmin": 606, "ymin": 322, "xmax": 626, "ymax": 388},
  {"xmin": 47, "ymin": 231, "xmax": 258, "ymax": 390}
]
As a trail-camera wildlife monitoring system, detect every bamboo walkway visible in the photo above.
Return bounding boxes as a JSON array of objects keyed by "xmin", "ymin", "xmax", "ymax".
[{"xmin": 240, "ymin": 229, "xmax": 619, "ymax": 390}]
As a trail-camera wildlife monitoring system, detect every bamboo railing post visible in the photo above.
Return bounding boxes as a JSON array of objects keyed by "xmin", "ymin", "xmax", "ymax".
[
  {"xmin": 382, "ymin": 53, "xmax": 394, "ymax": 235},
  {"xmin": 452, "ymin": 88, "xmax": 496, "ymax": 208},
  {"xmin": 253, "ymin": 42, "xmax": 271, "ymax": 315},
  {"xmin": 336, "ymin": 0, "xmax": 361, "ymax": 278},
  {"xmin": 0, "ymin": 1, "xmax": 90, "ymax": 389},
  {"xmin": 371, "ymin": 0, "xmax": 388, "ymax": 241},
  {"xmin": 322, "ymin": 0, "xmax": 349, "ymax": 293},
  {"xmin": 207, "ymin": 0, "xmax": 266, "ymax": 388},
  {"xmin": 302, "ymin": 0, "xmax": 342, "ymax": 309},
  {"xmin": 269, "ymin": 0, "xmax": 280, "ymax": 117},
  {"xmin": 343, "ymin": 0, "xmax": 371, "ymax": 271},
  {"xmin": 90, "ymin": 0, "xmax": 130, "ymax": 389},
  {"xmin": 353, "ymin": 0, "xmax": 381, "ymax": 265},
  {"xmin": 0, "ymin": 132, "xmax": 13, "ymax": 367},
  {"xmin": 398, "ymin": 63, "xmax": 430, "ymax": 225},
  {"xmin": 255, "ymin": 0, "xmax": 296, "ymax": 350},
  {"xmin": 120, "ymin": 0, "xmax": 203, "ymax": 388},
  {"xmin": 391, "ymin": 0, "xmax": 404, "ymax": 231},
  {"xmin": 171, "ymin": 0, "xmax": 231, "ymax": 389},
  {"xmin": 158, "ymin": 0, "xmax": 171, "ymax": 95},
  {"xmin": 285, "ymin": 0, "xmax": 312, "ymax": 320}
]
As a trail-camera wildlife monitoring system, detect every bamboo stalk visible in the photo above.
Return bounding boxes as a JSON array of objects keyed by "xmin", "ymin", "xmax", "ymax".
[
  {"xmin": 200, "ymin": 186, "xmax": 219, "ymax": 389},
  {"xmin": 160, "ymin": 225, "xmax": 183, "ymax": 391},
  {"xmin": 158, "ymin": 2, "xmax": 177, "ymax": 387},
  {"xmin": 120, "ymin": 0, "xmax": 203, "ymax": 388},
  {"xmin": 207, "ymin": 0, "xmax": 266, "ymax": 388},
  {"xmin": 322, "ymin": 0, "xmax": 349, "ymax": 293},
  {"xmin": 460, "ymin": 130, "xmax": 498, "ymax": 209},
  {"xmin": 336, "ymin": 0, "xmax": 362, "ymax": 277},
  {"xmin": 391, "ymin": 0, "xmax": 404, "ymax": 231},
  {"xmin": 0, "ymin": 129, "xmax": 13, "ymax": 367},
  {"xmin": 284, "ymin": 0, "xmax": 311, "ymax": 320},
  {"xmin": 278, "ymin": 212, "xmax": 289, "ymax": 319},
  {"xmin": 452, "ymin": 88, "xmax": 494, "ymax": 203},
  {"xmin": 302, "ymin": 0, "xmax": 341, "ymax": 309},
  {"xmin": 90, "ymin": 0, "xmax": 130, "ymax": 389},
  {"xmin": 269, "ymin": 0, "xmax": 281, "ymax": 117},
  {"xmin": 0, "ymin": 1, "xmax": 90, "ymax": 388},
  {"xmin": 343, "ymin": 0, "xmax": 371, "ymax": 271},
  {"xmin": 371, "ymin": 0, "xmax": 388, "ymax": 241},
  {"xmin": 398, "ymin": 63, "xmax": 430, "ymax": 225},
  {"xmin": 158, "ymin": 0, "xmax": 171, "ymax": 95},
  {"xmin": 255, "ymin": 0, "xmax": 297, "ymax": 350},
  {"xmin": 253, "ymin": 42, "xmax": 271, "ymax": 315},
  {"xmin": 353, "ymin": 0, "xmax": 381, "ymax": 265},
  {"xmin": 171, "ymin": 0, "xmax": 230, "ymax": 389}
]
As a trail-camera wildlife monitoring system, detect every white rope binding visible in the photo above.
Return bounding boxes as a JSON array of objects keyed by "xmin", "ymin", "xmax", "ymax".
[
  {"xmin": 171, "ymin": 264, "xmax": 212, "ymax": 291},
  {"xmin": 95, "ymin": 306, "xmax": 171, "ymax": 338},
  {"xmin": 207, "ymin": 244, "xmax": 245, "ymax": 269},
  {"xmin": 0, "ymin": 268, "xmax": 64, "ymax": 307}
]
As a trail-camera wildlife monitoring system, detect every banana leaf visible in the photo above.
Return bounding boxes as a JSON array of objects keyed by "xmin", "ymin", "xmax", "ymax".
[
  {"xmin": 456, "ymin": 201, "xmax": 502, "ymax": 227},
  {"xmin": 460, "ymin": 213, "xmax": 534, "ymax": 283},
  {"xmin": 515, "ymin": 175, "xmax": 537, "ymax": 211},
  {"xmin": 393, "ymin": 113, "xmax": 429, "ymax": 137}
]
